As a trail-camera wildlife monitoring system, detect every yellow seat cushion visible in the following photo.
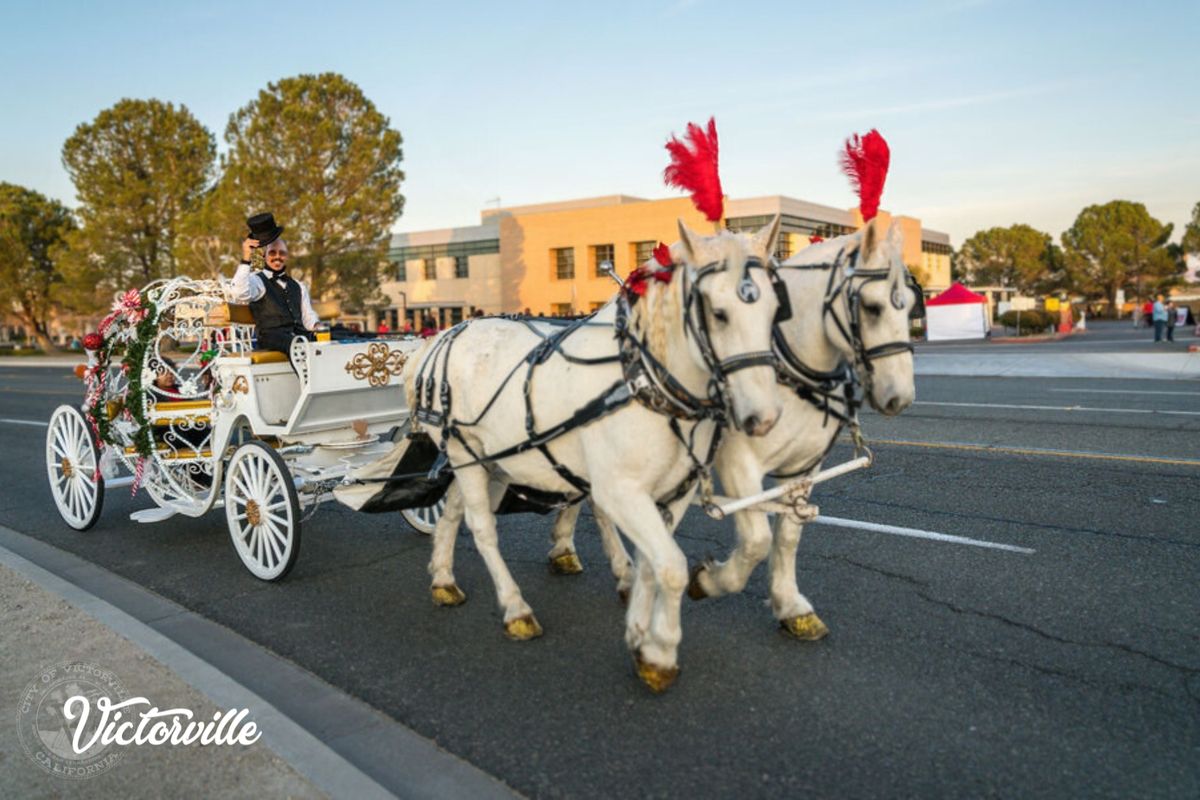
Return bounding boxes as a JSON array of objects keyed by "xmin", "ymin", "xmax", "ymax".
[
  {"xmin": 152, "ymin": 399, "xmax": 212, "ymax": 412},
  {"xmin": 250, "ymin": 351, "xmax": 289, "ymax": 364}
]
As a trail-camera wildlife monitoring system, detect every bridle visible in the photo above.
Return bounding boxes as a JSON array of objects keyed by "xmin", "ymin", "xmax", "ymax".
[
  {"xmin": 621, "ymin": 255, "xmax": 790, "ymax": 427},
  {"xmin": 782, "ymin": 246, "xmax": 922, "ymax": 375}
]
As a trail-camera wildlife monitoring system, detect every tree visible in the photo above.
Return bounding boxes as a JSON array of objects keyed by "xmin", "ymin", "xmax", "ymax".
[
  {"xmin": 1181, "ymin": 202, "xmax": 1200, "ymax": 255},
  {"xmin": 955, "ymin": 224, "xmax": 1058, "ymax": 293},
  {"xmin": 216, "ymin": 72, "xmax": 405, "ymax": 307},
  {"xmin": 0, "ymin": 184, "xmax": 75, "ymax": 351},
  {"xmin": 60, "ymin": 99, "xmax": 215, "ymax": 299},
  {"xmin": 1061, "ymin": 200, "xmax": 1176, "ymax": 308}
]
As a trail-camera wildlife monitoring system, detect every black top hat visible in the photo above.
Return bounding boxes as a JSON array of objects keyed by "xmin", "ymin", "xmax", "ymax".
[{"xmin": 246, "ymin": 212, "xmax": 285, "ymax": 246}]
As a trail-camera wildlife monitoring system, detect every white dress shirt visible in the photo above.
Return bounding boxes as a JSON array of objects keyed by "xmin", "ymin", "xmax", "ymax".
[{"xmin": 229, "ymin": 262, "xmax": 321, "ymax": 330}]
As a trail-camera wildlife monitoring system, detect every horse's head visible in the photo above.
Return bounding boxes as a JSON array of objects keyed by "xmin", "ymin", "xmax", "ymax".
[
  {"xmin": 669, "ymin": 216, "xmax": 784, "ymax": 436},
  {"xmin": 842, "ymin": 216, "xmax": 918, "ymax": 416}
]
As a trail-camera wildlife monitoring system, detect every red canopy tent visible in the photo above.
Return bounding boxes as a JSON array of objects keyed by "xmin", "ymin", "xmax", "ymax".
[{"xmin": 925, "ymin": 282, "xmax": 989, "ymax": 340}]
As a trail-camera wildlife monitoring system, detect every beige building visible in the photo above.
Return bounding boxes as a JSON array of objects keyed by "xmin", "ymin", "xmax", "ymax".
[{"xmin": 376, "ymin": 194, "xmax": 952, "ymax": 329}]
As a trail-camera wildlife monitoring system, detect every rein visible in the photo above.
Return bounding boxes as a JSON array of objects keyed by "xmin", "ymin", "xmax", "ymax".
[{"xmin": 410, "ymin": 255, "xmax": 781, "ymax": 517}]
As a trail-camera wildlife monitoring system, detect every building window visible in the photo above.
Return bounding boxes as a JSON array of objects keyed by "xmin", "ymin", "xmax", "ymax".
[
  {"xmin": 592, "ymin": 244, "xmax": 614, "ymax": 277},
  {"xmin": 449, "ymin": 307, "xmax": 464, "ymax": 325},
  {"xmin": 552, "ymin": 303, "xmax": 573, "ymax": 317},
  {"xmin": 423, "ymin": 259, "xmax": 436, "ymax": 281},
  {"xmin": 396, "ymin": 261, "xmax": 407, "ymax": 282},
  {"xmin": 590, "ymin": 301, "xmax": 606, "ymax": 312},
  {"xmin": 454, "ymin": 255, "xmax": 469, "ymax": 278},
  {"xmin": 775, "ymin": 233, "xmax": 792, "ymax": 261},
  {"xmin": 633, "ymin": 241, "xmax": 656, "ymax": 266},
  {"xmin": 553, "ymin": 247, "xmax": 575, "ymax": 280}
]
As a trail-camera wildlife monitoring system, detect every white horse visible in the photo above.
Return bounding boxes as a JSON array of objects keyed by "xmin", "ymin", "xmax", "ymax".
[
  {"xmin": 546, "ymin": 215, "xmax": 919, "ymax": 636},
  {"xmin": 407, "ymin": 219, "xmax": 785, "ymax": 691}
]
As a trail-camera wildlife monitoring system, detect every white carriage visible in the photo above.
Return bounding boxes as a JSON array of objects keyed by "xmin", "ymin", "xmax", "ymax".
[{"xmin": 45, "ymin": 277, "xmax": 444, "ymax": 581}]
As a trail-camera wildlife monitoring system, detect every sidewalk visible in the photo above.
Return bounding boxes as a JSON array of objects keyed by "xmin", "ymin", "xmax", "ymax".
[
  {"xmin": 916, "ymin": 350, "xmax": 1200, "ymax": 380},
  {"xmin": 0, "ymin": 560, "xmax": 325, "ymax": 799}
]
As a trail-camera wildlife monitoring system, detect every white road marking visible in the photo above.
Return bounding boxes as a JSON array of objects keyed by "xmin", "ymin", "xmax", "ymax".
[
  {"xmin": 0, "ymin": 418, "xmax": 48, "ymax": 427},
  {"xmin": 1047, "ymin": 388, "xmax": 1197, "ymax": 396},
  {"xmin": 859, "ymin": 436, "xmax": 1200, "ymax": 467},
  {"xmin": 915, "ymin": 401, "xmax": 1200, "ymax": 416},
  {"xmin": 814, "ymin": 515, "xmax": 1034, "ymax": 554}
]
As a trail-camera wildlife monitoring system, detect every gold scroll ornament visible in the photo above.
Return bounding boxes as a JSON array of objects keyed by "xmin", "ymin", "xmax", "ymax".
[{"xmin": 344, "ymin": 343, "xmax": 408, "ymax": 387}]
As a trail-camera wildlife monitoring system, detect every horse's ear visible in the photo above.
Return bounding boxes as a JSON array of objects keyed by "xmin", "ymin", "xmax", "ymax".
[
  {"xmin": 753, "ymin": 214, "xmax": 781, "ymax": 258},
  {"xmin": 861, "ymin": 216, "xmax": 884, "ymax": 263},
  {"xmin": 677, "ymin": 219, "xmax": 700, "ymax": 263}
]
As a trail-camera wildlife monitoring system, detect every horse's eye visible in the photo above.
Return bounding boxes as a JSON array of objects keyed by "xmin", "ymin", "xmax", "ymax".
[
  {"xmin": 863, "ymin": 304, "xmax": 883, "ymax": 316},
  {"xmin": 712, "ymin": 309, "xmax": 729, "ymax": 324}
]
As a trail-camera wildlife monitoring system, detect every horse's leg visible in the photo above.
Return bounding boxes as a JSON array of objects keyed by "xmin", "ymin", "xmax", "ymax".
[
  {"xmin": 429, "ymin": 481, "xmax": 467, "ymax": 606},
  {"xmin": 624, "ymin": 550, "xmax": 656, "ymax": 652},
  {"xmin": 593, "ymin": 503, "xmax": 634, "ymax": 603},
  {"xmin": 687, "ymin": 454, "xmax": 771, "ymax": 600},
  {"xmin": 455, "ymin": 464, "xmax": 543, "ymax": 640},
  {"xmin": 547, "ymin": 504, "xmax": 584, "ymax": 575},
  {"xmin": 770, "ymin": 513, "xmax": 828, "ymax": 641},
  {"xmin": 594, "ymin": 486, "xmax": 688, "ymax": 693}
]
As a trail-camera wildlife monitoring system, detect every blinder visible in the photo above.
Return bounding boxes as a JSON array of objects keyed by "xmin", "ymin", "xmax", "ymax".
[{"xmin": 905, "ymin": 273, "xmax": 925, "ymax": 320}]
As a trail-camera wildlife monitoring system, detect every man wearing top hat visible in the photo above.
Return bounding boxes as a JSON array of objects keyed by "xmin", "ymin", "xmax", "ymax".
[{"xmin": 229, "ymin": 212, "xmax": 320, "ymax": 352}]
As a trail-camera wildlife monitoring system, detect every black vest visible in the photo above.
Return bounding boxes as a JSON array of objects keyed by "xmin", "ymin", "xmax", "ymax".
[{"xmin": 250, "ymin": 271, "xmax": 308, "ymax": 350}]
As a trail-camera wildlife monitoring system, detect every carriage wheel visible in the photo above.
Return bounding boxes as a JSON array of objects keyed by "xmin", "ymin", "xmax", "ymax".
[
  {"xmin": 401, "ymin": 498, "xmax": 445, "ymax": 536},
  {"xmin": 224, "ymin": 440, "xmax": 301, "ymax": 581},
  {"xmin": 46, "ymin": 405, "xmax": 105, "ymax": 531}
]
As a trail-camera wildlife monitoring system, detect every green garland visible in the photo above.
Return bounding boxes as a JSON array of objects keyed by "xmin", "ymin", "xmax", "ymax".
[{"xmin": 84, "ymin": 295, "xmax": 160, "ymax": 463}]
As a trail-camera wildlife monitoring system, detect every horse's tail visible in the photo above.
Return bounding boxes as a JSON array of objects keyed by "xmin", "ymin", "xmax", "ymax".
[{"xmin": 402, "ymin": 336, "xmax": 438, "ymax": 413}]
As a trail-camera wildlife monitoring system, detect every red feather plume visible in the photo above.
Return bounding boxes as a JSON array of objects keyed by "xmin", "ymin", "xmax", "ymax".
[
  {"xmin": 664, "ymin": 118, "xmax": 724, "ymax": 222},
  {"xmin": 808, "ymin": 235, "xmax": 825, "ymax": 245},
  {"xmin": 839, "ymin": 129, "xmax": 890, "ymax": 222}
]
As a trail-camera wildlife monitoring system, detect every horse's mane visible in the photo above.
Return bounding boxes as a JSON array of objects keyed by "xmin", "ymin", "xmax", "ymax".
[
  {"xmin": 628, "ymin": 260, "xmax": 684, "ymax": 364},
  {"xmin": 783, "ymin": 232, "xmax": 858, "ymax": 268}
]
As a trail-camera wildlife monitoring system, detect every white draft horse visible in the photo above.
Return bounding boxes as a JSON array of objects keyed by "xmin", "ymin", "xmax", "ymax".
[
  {"xmin": 547, "ymin": 214, "xmax": 920, "ymax": 637},
  {"xmin": 406, "ymin": 219, "xmax": 784, "ymax": 691}
]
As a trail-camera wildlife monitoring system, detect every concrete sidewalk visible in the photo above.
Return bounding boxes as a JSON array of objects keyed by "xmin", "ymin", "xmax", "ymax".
[
  {"xmin": 0, "ymin": 560, "xmax": 325, "ymax": 799},
  {"xmin": 915, "ymin": 350, "xmax": 1200, "ymax": 380}
]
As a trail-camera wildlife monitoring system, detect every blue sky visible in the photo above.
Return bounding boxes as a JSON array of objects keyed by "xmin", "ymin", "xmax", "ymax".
[{"xmin": 2, "ymin": 0, "xmax": 1196, "ymax": 245}]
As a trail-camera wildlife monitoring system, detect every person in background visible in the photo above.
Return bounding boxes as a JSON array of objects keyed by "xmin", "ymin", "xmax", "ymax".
[
  {"xmin": 1152, "ymin": 295, "xmax": 1168, "ymax": 342},
  {"xmin": 1165, "ymin": 301, "xmax": 1176, "ymax": 342},
  {"xmin": 419, "ymin": 316, "xmax": 438, "ymax": 338}
]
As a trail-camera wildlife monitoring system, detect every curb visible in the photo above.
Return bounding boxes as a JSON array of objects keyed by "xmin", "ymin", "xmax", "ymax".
[{"xmin": 0, "ymin": 523, "xmax": 522, "ymax": 800}]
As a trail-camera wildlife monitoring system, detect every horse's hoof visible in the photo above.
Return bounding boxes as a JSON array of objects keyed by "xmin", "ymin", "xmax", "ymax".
[
  {"xmin": 548, "ymin": 552, "xmax": 583, "ymax": 575},
  {"xmin": 634, "ymin": 652, "xmax": 680, "ymax": 693},
  {"xmin": 504, "ymin": 614, "xmax": 544, "ymax": 641},
  {"xmin": 780, "ymin": 612, "xmax": 829, "ymax": 641},
  {"xmin": 617, "ymin": 587, "xmax": 630, "ymax": 606},
  {"xmin": 686, "ymin": 563, "xmax": 709, "ymax": 601},
  {"xmin": 431, "ymin": 584, "xmax": 467, "ymax": 607}
]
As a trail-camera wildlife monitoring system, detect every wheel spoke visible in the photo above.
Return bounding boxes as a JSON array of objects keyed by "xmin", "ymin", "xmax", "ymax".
[
  {"xmin": 266, "ymin": 499, "xmax": 290, "ymax": 512},
  {"xmin": 67, "ymin": 480, "xmax": 82, "ymax": 519},
  {"xmin": 264, "ymin": 522, "xmax": 284, "ymax": 565},
  {"xmin": 237, "ymin": 461, "xmax": 256, "ymax": 499},
  {"xmin": 265, "ymin": 511, "xmax": 289, "ymax": 528},
  {"xmin": 240, "ymin": 522, "xmax": 253, "ymax": 545}
]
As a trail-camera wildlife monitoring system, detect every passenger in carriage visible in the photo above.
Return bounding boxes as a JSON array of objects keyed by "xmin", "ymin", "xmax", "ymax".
[{"xmin": 229, "ymin": 212, "xmax": 320, "ymax": 353}]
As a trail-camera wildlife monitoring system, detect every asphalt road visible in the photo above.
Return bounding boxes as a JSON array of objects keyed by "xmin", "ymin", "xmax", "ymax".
[{"xmin": 2, "ymin": 362, "xmax": 1198, "ymax": 799}]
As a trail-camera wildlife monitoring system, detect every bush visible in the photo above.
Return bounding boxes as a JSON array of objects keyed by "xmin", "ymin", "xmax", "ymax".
[{"xmin": 998, "ymin": 309, "xmax": 1054, "ymax": 335}]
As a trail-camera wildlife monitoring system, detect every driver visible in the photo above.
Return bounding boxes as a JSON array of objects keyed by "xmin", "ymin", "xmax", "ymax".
[{"xmin": 229, "ymin": 212, "xmax": 320, "ymax": 352}]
